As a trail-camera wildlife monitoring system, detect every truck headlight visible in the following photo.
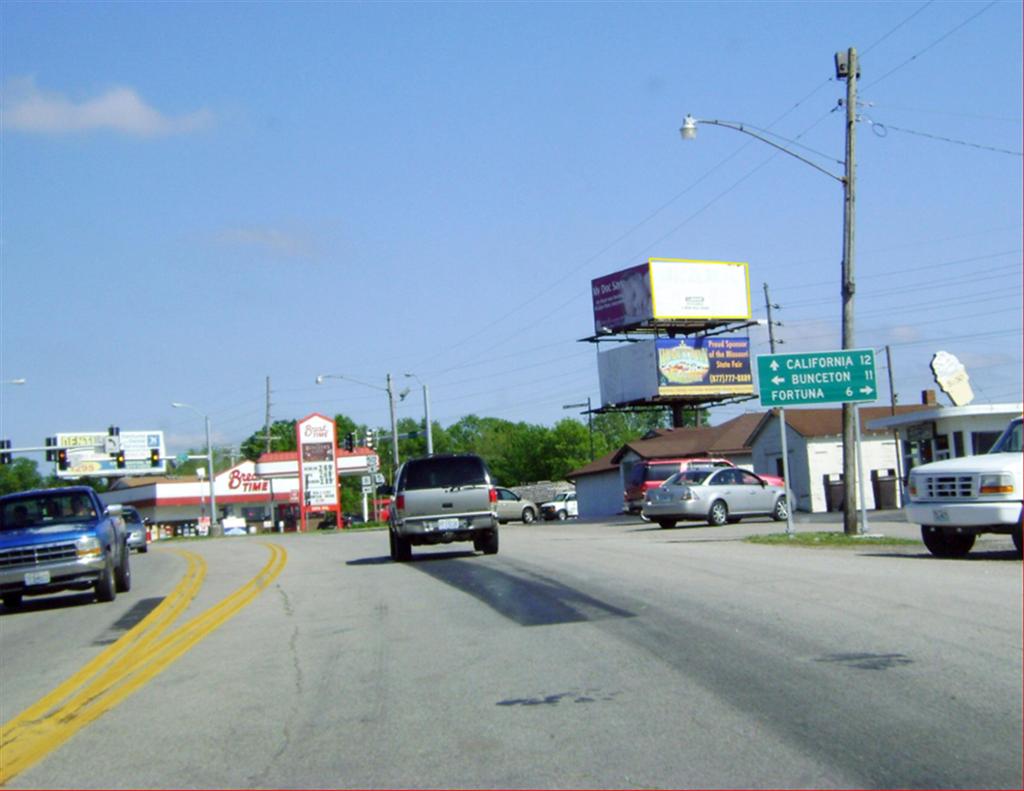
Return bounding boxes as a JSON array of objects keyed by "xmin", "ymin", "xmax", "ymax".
[
  {"xmin": 979, "ymin": 473, "xmax": 1015, "ymax": 495},
  {"xmin": 75, "ymin": 536, "xmax": 102, "ymax": 558}
]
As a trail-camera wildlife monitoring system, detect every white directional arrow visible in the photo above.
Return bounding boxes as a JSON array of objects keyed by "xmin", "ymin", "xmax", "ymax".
[
  {"xmin": 770, "ymin": 360, "xmax": 780, "ymax": 371},
  {"xmin": 772, "ymin": 376, "xmax": 786, "ymax": 385},
  {"xmin": 860, "ymin": 386, "xmax": 875, "ymax": 395}
]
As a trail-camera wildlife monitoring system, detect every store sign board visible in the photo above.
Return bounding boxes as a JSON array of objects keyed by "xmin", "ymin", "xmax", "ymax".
[
  {"xmin": 55, "ymin": 430, "xmax": 166, "ymax": 478},
  {"xmin": 757, "ymin": 349, "xmax": 878, "ymax": 406},
  {"xmin": 296, "ymin": 414, "xmax": 339, "ymax": 510}
]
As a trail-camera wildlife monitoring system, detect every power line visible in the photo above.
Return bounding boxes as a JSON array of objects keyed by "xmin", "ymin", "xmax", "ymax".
[
  {"xmin": 865, "ymin": 1, "xmax": 999, "ymax": 89},
  {"xmin": 863, "ymin": 117, "xmax": 1023, "ymax": 156}
]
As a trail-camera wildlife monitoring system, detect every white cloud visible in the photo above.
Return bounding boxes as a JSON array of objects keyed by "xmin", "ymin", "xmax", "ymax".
[
  {"xmin": 215, "ymin": 226, "xmax": 315, "ymax": 259},
  {"xmin": 2, "ymin": 77, "xmax": 212, "ymax": 136}
]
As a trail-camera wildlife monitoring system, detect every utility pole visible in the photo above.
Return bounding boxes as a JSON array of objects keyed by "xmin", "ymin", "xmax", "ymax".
[
  {"xmin": 386, "ymin": 373, "xmax": 400, "ymax": 472},
  {"xmin": 264, "ymin": 376, "xmax": 273, "ymax": 453},
  {"xmin": 838, "ymin": 46, "xmax": 860, "ymax": 536}
]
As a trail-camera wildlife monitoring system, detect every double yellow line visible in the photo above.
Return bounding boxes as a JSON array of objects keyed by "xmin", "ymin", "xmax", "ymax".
[{"xmin": 0, "ymin": 542, "xmax": 287, "ymax": 785}]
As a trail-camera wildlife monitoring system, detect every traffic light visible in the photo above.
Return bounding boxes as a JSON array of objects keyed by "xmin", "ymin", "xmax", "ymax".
[
  {"xmin": 365, "ymin": 429, "xmax": 374, "ymax": 450},
  {"xmin": 57, "ymin": 448, "xmax": 69, "ymax": 471},
  {"xmin": 0, "ymin": 439, "xmax": 11, "ymax": 465},
  {"xmin": 344, "ymin": 432, "xmax": 354, "ymax": 452},
  {"xmin": 115, "ymin": 450, "xmax": 126, "ymax": 469},
  {"xmin": 150, "ymin": 449, "xmax": 160, "ymax": 467},
  {"xmin": 46, "ymin": 436, "xmax": 57, "ymax": 462}
]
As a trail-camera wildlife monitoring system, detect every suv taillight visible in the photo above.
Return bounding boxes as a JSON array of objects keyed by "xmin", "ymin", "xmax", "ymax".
[
  {"xmin": 396, "ymin": 494, "xmax": 405, "ymax": 511},
  {"xmin": 489, "ymin": 488, "xmax": 498, "ymax": 504}
]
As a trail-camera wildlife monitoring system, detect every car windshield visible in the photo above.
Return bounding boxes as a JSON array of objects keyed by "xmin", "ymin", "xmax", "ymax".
[
  {"xmin": 989, "ymin": 418, "xmax": 1022, "ymax": 454},
  {"xmin": 1, "ymin": 493, "xmax": 96, "ymax": 531},
  {"xmin": 664, "ymin": 470, "xmax": 715, "ymax": 487}
]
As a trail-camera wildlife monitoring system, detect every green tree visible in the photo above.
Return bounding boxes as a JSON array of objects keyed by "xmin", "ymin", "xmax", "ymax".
[
  {"xmin": 539, "ymin": 419, "xmax": 592, "ymax": 480},
  {"xmin": 240, "ymin": 419, "xmax": 297, "ymax": 461},
  {"xmin": 0, "ymin": 458, "xmax": 44, "ymax": 495}
]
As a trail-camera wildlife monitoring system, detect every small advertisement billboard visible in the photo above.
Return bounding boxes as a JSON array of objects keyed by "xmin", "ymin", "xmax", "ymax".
[
  {"xmin": 55, "ymin": 431, "xmax": 166, "ymax": 478},
  {"xmin": 598, "ymin": 337, "xmax": 753, "ymax": 405},
  {"xmin": 591, "ymin": 258, "xmax": 751, "ymax": 334}
]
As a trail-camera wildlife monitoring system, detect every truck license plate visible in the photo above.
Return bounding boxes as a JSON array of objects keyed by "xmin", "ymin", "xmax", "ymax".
[
  {"xmin": 438, "ymin": 518, "xmax": 459, "ymax": 531},
  {"xmin": 24, "ymin": 570, "xmax": 50, "ymax": 586},
  {"xmin": 933, "ymin": 508, "xmax": 950, "ymax": 523}
]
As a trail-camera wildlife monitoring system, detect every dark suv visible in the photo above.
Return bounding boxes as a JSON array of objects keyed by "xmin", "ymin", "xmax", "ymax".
[{"xmin": 383, "ymin": 454, "xmax": 499, "ymax": 561}]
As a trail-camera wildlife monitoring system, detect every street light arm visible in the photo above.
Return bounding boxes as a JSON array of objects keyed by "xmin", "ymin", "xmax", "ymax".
[
  {"xmin": 315, "ymin": 373, "xmax": 386, "ymax": 393},
  {"xmin": 681, "ymin": 116, "xmax": 845, "ymax": 184}
]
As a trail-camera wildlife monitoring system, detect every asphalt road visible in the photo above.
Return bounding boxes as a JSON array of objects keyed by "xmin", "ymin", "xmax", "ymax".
[{"xmin": 2, "ymin": 516, "xmax": 1021, "ymax": 789}]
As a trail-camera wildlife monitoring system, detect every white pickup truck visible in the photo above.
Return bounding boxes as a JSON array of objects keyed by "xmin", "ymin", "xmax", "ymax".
[{"xmin": 906, "ymin": 416, "xmax": 1022, "ymax": 558}]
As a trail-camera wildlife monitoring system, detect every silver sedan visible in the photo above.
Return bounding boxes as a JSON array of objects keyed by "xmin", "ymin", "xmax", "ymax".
[
  {"xmin": 642, "ymin": 467, "xmax": 789, "ymax": 529},
  {"xmin": 494, "ymin": 487, "xmax": 538, "ymax": 524}
]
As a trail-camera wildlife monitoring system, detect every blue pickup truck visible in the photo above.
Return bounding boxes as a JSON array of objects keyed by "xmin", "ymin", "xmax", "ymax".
[{"xmin": 0, "ymin": 486, "xmax": 132, "ymax": 609}]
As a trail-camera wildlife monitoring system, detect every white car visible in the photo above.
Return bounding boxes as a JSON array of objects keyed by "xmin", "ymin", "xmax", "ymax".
[{"xmin": 540, "ymin": 492, "xmax": 577, "ymax": 521}]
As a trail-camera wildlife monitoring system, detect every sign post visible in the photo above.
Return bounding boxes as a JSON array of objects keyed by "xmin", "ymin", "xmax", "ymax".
[{"xmin": 757, "ymin": 349, "xmax": 878, "ymax": 534}]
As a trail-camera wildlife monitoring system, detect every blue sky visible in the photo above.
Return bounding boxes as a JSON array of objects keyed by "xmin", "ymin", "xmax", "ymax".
[{"xmin": 1, "ymin": 1, "xmax": 1021, "ymax": 457}]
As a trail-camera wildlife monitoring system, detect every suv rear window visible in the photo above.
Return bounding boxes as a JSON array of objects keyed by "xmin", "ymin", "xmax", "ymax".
[
  {"xmin": 645, "ymin": 463, "xmax": 679, "ymax": 482},
  {"xmin": 402, "ymin": 456, "xmax": 488, "ymax": 490}
]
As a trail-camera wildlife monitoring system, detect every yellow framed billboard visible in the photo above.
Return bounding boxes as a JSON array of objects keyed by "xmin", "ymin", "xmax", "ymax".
[{"xmin": 591, "ymin": 258, "xmax": 751, "ymax": 333}]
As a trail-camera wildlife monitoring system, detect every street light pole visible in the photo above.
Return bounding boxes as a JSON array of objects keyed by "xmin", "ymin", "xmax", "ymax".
[
  {"xmin": 404, "ymin": 373, "xmax": 434, "ymax": 456},
  {"xmin": 171, "ymin": 401, "xmax": 220, "ymax": 537},
  {"xmin": 679, "ymin": 47, "xmax": 862, "ymax": 534}
]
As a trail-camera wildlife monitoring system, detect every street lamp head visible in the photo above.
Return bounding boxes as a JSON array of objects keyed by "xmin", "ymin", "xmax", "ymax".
[
  {"xmin": 171, "ymin": 401, "xmax": 187, "ymax": 409},
  {"xmin": 679, "ymin": 114, "xmax": 698, "ymax": 141},
  {"xmin": 315, "ymin": 375, "xmax": 325, "ymax": 385}
]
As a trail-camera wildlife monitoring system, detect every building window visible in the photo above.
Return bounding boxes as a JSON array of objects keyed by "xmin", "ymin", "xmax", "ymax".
[
  {"xmin": 953, "ymin": 432, "xmax": 965, "ymax": 458},
  {"xmin": 934, "ymin": 435, "xmax": 950, "ymax": 461}
]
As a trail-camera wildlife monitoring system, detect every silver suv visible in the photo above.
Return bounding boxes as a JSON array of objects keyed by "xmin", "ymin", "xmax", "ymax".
[{"xmin": 385, "ymin": 454, "xmax": 499, "ymax": 561}]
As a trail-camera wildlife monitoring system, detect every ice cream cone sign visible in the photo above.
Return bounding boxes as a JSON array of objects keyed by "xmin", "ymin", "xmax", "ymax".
[{"xmin": 930, "ymin": 351, "xmax": 974, "ymax": 406}]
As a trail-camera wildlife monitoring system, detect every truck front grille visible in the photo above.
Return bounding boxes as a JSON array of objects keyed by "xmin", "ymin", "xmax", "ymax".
[
  {"xmin": 0, "ymin": 542, "xmax": 78, "ymax": 569},
  {"xmin": 919, "ymin": 474, "xmax": 975, "ymax": 499}
]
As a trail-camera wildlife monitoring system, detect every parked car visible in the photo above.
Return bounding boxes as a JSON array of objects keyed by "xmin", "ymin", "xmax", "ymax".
[
  {"xmin": 642, "ymin": 467, "xmax": 789, "ymax": 529},
  {"xmin": 0, "ymin": 486, "xmax": 131, "ymax": 608},
  {"xmin": 122, "ymin": 505, "xmax": 148, "ymax": 553},
  {"xmin": 380, "ymin": 454, "xmax": 499, "ymax": 561},
  {"xmin": 495, "ymin": 488, "xmax": 538, "ymax": 523},
  {"xmin": 624, "ymin": 458, "xmax": 735, "ymax": 515},
  {"xmin": 540, "ymin": 491, "xmax": 578, "ymax": 521}
]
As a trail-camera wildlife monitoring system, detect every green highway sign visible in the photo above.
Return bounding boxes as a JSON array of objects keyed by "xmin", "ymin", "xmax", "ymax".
[{"xmin": 757, "ymin": 348, "xmax": 878, "ymax": 406}]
